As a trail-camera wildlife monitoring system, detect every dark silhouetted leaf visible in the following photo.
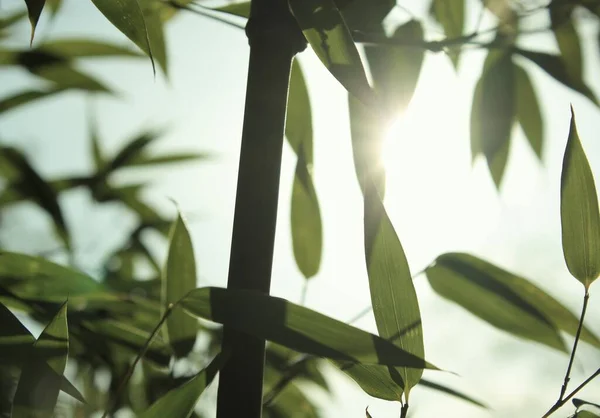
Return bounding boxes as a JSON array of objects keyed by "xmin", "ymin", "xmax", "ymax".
[
  {"xmin": 561, "ymin": 107, "xmax": 600, "ymax": 289},
  {"xmin": 104, "ymin": 131, "xmax": 162, "ymax": 174},
  {"xmin": 514, "ymin": 63, "xmax": 543, "ymax": 159},
  {"xmin": 0, "ymin": 147, "xmax": 70, "ymax": 247},
  {"xmin": 24, "ymin": 0, "xmax": 46, "ymax": 44},
  {"xmin": 431, "ymin": 0, "xmax": 464, "ymax": 67},
  {"xmin": 550, "ymin": 3, "xmax": 581, "ymax": 83},
  {"xmin": 424, "ymin": 253, "xmax": 591, "ymax": 351},
  {"xmin": 574, "ymin": 398, "xmax": 600, "ymax": 410},
  {"xmin": 289, "ymin": 0, "xmax": 375, "ymax": 107},
  {"xmin": 0, "ymin": 88, "xmax": 67, "ymax": 115},
  {"xmin": 263, "ymin": 367, "xmax": 319, "ymax": 418},
  {"xmin": 90, "ymin": 0, "xmax": 157, "ymax": 73},
  {"xmin": 515, "ymin": 48, "xmax": 598, "ymax": 106},
  {"xmin": 38, "ymin": 39, "xmax": 143, "ymax": 58},
  {"xmin": 286, "ymin": 60, "xmax": 313, "ymax": 161},
  {"xmin": 181, "ymin": 287, "xmax": 437, "ymax": 368},
  {"xmin": 121, "ymin": 152, "xmax": 208, "ymax": 167},
  {"xmin": 291, "ymin": 151, "xmax": 322, "ymax": 279},
  {"xmin": 31, "ymin": 64, "xmax": 112, "ymax": 93},
  {"xmin": 470, "ymin": 49, "xmax": 515, "ymax": 187},
  {"xmin": 139, "ymin": 350, "xmax": 229, "ymax": 418},
  {"xmin": 163, "ymin": 213, "xmax": 198, "ymax": 357},
  {"xmin": 363, "ymin": 185, "xmax": 424, "ymax": 396},
  {"xmin": 339, "ymin": 0, "xmax": 394, "ymax": 31},
  {"xmin": 13, "ymin": 302, "xmax": 69, "ymax": 417},
  {"xmin": 216, "ymin": 2, "xmax": 250, "ymax": 17}
]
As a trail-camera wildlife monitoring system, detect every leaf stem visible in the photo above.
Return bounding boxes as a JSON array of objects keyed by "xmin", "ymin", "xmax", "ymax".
[
  {"xmin": 101, "ymin": 302, "xmax": 175, "ymax": 418},
  {"xmin": 541, "ymin": 290, "xmax": 590, "ymax": 418},
  {"xmin": 400, "ymin": 402, "xmax": 409, "ymax": 418}
]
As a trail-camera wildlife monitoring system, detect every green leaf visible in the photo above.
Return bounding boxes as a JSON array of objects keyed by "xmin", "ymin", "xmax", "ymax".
[
  {"xmin": 123, "ymin": 152, "xmax": 209, "ymax": 167},
  {"xmin": 286, "ymin": 60, "xmax": 313, "ymax": 162},
  {"xmin": 418, "ymin": 379, "xmax": 487, "ymax": 409},
  {"xmin": 366, "ymin": 20, "xmax": 424, "ymax": 114},
  {"xmin": 104, "ymin": 131, "xmax": 162, "ymax": 174},
  {"xmin": 560, "ymin": 107, "xmax": 600, "ymax": 289},
  {"xmin": 0, "ymin": 147, "xmax": 70, "ymax": 247},
  {"xmin": 139, "ymin": 350, "xmax": 229, "ymax": 418},
  {"xmin": 363, "ymin": 185, "xmax": 424, "ymax": 396},
  {"xmin": 574, "ymin": 398, "xmax": 600, "ymax": 410},
  {"xmin": 90, "ymin": 0, "xmax": 158, "ymax": 74},
  {"xmin": 514, "ymin": 63, "xmax": 543, "ymax": 159},
  {"xmin": 12, "ymin": 302, "xmax": 69, "ymax": 418},
  {"xmin": 550, "ymin": 3, "xmax": 582, "ymax": 82},
  {"xmin": 348, "ymin": 94, "xmax": 385, "ymax": 195},
  {"xmin": 24, "ymin": 0, "xmax": 46, "ymax": 44},
  {"xmin": 215, "ymin": 2, "xmax": 250, "ymax": 18},
  {"xmin": 38, "ymin": 39, "xmax": 144, "ymax": 58},
  {"xmin": 0, "ymin": 252, "xmax": 117, "ymax": 304},
  {"xmin": 139, "ymin": 0, "xmax": 168, "ymax": 75},
  {"xmin": 576, "ymin": 412, "xmax": 600, "ymax": 418},
  {"xmin": 33, "ymin": 64, "xmax": 112, "ymax": 92},
  {"xmin": 515, "ymin": 48, "xmax": 598, "ymax": 106},
  {"xmin": 291, "ymin": 151, "xmax": 322, "ymax": 279},
  {"xmin": 46, "ymin": 0, "xmax": 62, "ymax": 16},
  {"xmin": 263, "ymin": 367, "xmax": 319, "ymax": 418},
  {"xmin": 163, "ymin": 213, "xmax": 198, "ymax": 357},
  {"xmin": 430, "ymin": 0, "xmax": 464, "ymax": 67},
  {"xmin": 181, "ymin": 287, "xmax": 437, "ymax": 368},
  {"xmin": 88, "ymin": 109, "xmax": 105, "ymax": 170},
  {"xmin": 0, "ymin": 10, "xmax": 27, "ymax": 36},
  {"xmin": 0, "ymin": 88, "xmax": 67, "ymax": 115},
  {"xmin": 470, "ymin": 49, "xmax": 515, "ymax": 188},
  {"xmin": 288, "ymin": 0, "xmax": 375, "ymax": 107},
  {"xmin": 425, "ymin": 253, "xmax": 582, "ymax": 351},
  {"xmin": 339, "ymin": 0, "xmax": 394, "ymax": 31}
]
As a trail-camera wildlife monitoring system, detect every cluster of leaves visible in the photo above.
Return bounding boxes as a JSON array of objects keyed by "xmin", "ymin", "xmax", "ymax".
[{"xmin": 1, "ymin": 0, "xmax": 600, "ymax": 417}]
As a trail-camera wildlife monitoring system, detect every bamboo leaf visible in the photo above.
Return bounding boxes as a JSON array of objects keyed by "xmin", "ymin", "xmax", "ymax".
[
  {"xmin": 24, "ymin": 0, "xmax": 46, "ymax": 44},
  {"xmin": 31, "ymin": 64, "xmax": 112, "ymax": 93},
  {"xmin": 139, "ymin": 351, "xmax": 229, "ymax": 418},
  {"xmin": 470, "ymin": 49, "xmax": 515, "ymax": 188},
  {"xmin": 289, "ymin": 0, "xmax": 375, "ymax": 107},
  {"xmin": 263, "ymin": 367, "xmax": 319, "ymax": 418},
  {"xmin": 515, "ymin": 48, "xmax": 598, "ymax": 106},
  {"xmin": 418, "ymin": 379, "xmax": 487, "ymax": 409},
  {"xmin": 424, "ymin": 253, "xmax": 600, "ymax": 351},
  {"xmin": 215, "ymin": 2, "xmax": 250, "ymax": 17},
  {"xmin": 363, "ymin": 184, "xmax": 424, "ymax": 396},
  {"xmin": 38, "ymin": 39, "xmax": 144, "ymax": 58},
  {"xmin": 104, "ymin": 131, "xmax": 162, "ymax": 174},
  {"xmin": 139, "ymin": 0, "xmax": 168, "ymax": 75},
  {"xmin": 560, "ymin": 107, "xmax": 600, "ymax": 289},
  {"xmin": 574, "ymin": 398, "xmax": 600, "ymax": 410},
  {"xmin": 120, "ymin": 152, "xmax": 209, "ymax": 167},
  {"xmin": 576, "ymin": 412, "xmax": 600, "ymax": 418},
  {"xmin": 286, "ymin": 60, "xmax": 313, "ymax": 162},
  {"xmin": 163, "ymin": 213, "xmax": 198, "ymax": 357},
  {"xmin": 12, "ymin": 302, "xmax": 69, "ymax": 418},
  {"xmin": 0, "ymin": 88, "xmax": 68, "ymax": 115},
  {"xmin": 0, "ymin": 147, "xmax": 70, "ymax": 247},
  {"xmin": 430, "ymin": 0, "xmax": 464, "ymax": 67},
  {"xmin": 90, "ymin": 0, "xmax": 158, "ymax": 74},
  {"xmin": 181, "ymin": 287, "xmax": 437, "ymax": 368},
  {"xmin": 550, "ymin": 3, "xmax": 582, "ymax": 82},
  {"xmin": 0, "ymin": 10, "xmax": 27, "ymax": 37},
  {"xmin": 46, "ymin": 0, "xmax": 62, "ymax": 17},
  {"xmin": 514, "ymin": 63, "xmax": 543, "ymax": 159}
]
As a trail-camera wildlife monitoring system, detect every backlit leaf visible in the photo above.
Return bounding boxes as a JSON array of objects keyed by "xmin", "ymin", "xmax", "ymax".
[
  {"xmin": 289, "ymin": 0, "xmax": 375, "ymax": 107},
  {"xmin": 550, "ymin": 3, "xmax": 581, "ymax": 83},
  {"xmin": 90, "ymin": 0, "xmax": 157, "ymax": 73},
  {"xmin": 560, "ymin": 107, "xmax": 600, "ymax": 289},
  {"xmin": 120, "ymin": 152, "xmax": 209, "ymax": 167},
  {"xmin": 163, "ymin": 213, "xmax": 198, "ymax": 357},
  {"xmin": 38, "ymin": 39, "xmax": 143, "ymax": 58},
  {"xmin": 286, "ymin": 60, "xmax": 313, "ymax": 162},
  {"xmin": 514, "ymin": 63, "xmax": 543, "ymax": 159},
  {"xmin": 12, "ymin": 302, "xmax": 69, "ymax": 418},
  {"xmin": 263, "ymin": 367, "xmax": 319, "ymax": 418},
  {"xmin": 215, "ymin": 2, "xmax": 250, "ymax": 18},
  {"xmin": 425, "ymin": 253, "xmax": 586, "ymax": 351},
  {"xmin": 181, "ymin": 287, "xmax": 437, "ymax": 368},
  {"xmin": 0, "ymin": 88, "xmax": 67, "ymax": 115},
  {"xmin": 431, "ymin": 0, "xmax": 464, "ymax": 67},
  {"xmin": 363, "ymin": 184, "xmax": 424, "ymax": 396},
  {"xmin": 24, "ymin": 0, "xmax": 46, "ymax": 44},
  {"xmin": 104, "ymin": 131, "xmax": 162, "ymax": 174},
  {"xmin": 515, "ymin": 48, "xmax": 598, "ymax": 106},
  {"xmin": 470, "ymin": 49, "xmax": 515, "ymax": 188},
  {"xmin": 139, "ymin": 0, "xmax": 168, "ymax": 75},
  {"xmin": 139, "ymin": 351, "xmax": 229, "ymax": 418}
]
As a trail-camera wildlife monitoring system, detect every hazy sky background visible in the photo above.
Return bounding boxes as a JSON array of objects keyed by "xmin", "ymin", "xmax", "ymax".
[{"xmin": 1, "ymin": 0, "xmax": 600, "ymax": 417}]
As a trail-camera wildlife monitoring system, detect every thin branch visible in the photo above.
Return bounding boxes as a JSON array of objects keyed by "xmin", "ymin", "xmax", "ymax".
[{"xmin": 541, "ymin": 290, "xmax": 591, "ymax": 418}]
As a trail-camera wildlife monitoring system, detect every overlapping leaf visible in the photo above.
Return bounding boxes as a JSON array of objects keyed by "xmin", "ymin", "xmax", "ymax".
[
  {"xmin": 12, "ymin": 302, "xmax": 70, "ymax": 418},
  {"xmin": 430, "ymin": 0, "xmax": 464, "ymax": 67},
  {"xmin": 181, "ymin": 287, "xmax": 436, "ymax": 368},
  {"xmin": 426, "ymin": 253, "xmax": 600, "ymax": 350},
  {"xmin": 550, "ymin": 2, "xmax": 581, "ymax": 84},
  {"xmin": 0, "ymin": 88, "xmax": 67, "ymax": 115},
  {"xmin": 289, "ymin": 0, "xmax": 375, "ymax": 107},
  {"xmin": 560, "ymin": 108, "xmax": 600, "ymax": 289},
  {"xmin": 163, "ymin": 213, "xmax": 198, "ymax": 357},
  {"xmin": 514, "ymin": 64, "xmax": 543, "ymax": 159},
  {"xmin": 263, "ymin": 367, "xmax": 320, "ymax": 418},
  {"xmin": 139, "ymin": 351, "xmax": 229, "ymax": 418},
  {"xmin": 363, "ymin": 184, "xmax": 424, "ymax": 396}
]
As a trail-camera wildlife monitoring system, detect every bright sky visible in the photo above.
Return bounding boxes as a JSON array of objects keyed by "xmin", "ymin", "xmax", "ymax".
[{"xmin": 1, "ymin": 0, "xmax": 600, "ymax": 417}]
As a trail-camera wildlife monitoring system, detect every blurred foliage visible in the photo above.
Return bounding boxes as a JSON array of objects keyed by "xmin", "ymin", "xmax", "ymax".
[{"xmin": 1, "ymin": 0, "xmax": 600, "ymax": 417}]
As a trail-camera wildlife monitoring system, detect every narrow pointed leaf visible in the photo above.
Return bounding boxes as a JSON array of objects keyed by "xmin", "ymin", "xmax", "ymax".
[
  {"xmin": 0, "ymin": 147, "xmax": 70, "ymax": 247},
  {"xmin": 38, "ymin": 39, "xmax": 143, "ymax": 58},
  {"xmin": 104, "ymin": 131, "xmax": 161, "ymax": 174},
  {"xmin": 418, "ymin": 379, "xmax": 487, "ymax": 408},
  {"xmin": 431, "ymin": 0, "xmax": 464, "ymax": 67},
  {"xmin": 286, "ymin": 60, "xmax": 313, "ymax": 162},
  {"xmin": 425, "ymin": 253, "xmax": 586, "ymax": 351},
  {"xmin": 363, "ymin": 185, "xmax": 424, "ymax": 396},
  {"xmin": 46, "ymin": 0, "xmax": 62, "ymax": 16},
  {"xmin": 13, "ymin": 302, "xmax": 69, "ymax": 418},
  {"xmin": 90, "ymin": 0, "xmax": 156, "ymax": 73},
  {"xmin": 139, "ymin": 0, "xmax": 167, "ymax": 75},
  {"xmin": 289, "ymin": 0, "xmax": 375, "ymax": 107},
  {"xmin": 181, "ymin": 287, "xmax": 437, "ymax": 368},
  {"xmin": 88, "ymin": 109, "xmax": 104, "ymax": 170},
  {"xmin": 215, "ymin": 2, "xmax": 250, "ymax": 18},
  {"xmin": 31, "ymin": 64, "xmax": 112, "ymax": 92},
  {"xmin": 550, "ymin": 4, "xmax": 582, "ymax": 83},
  {"xmin": 515, "ymin": 48, "xmax": 598, "ymax": 106},
  {"xmin": 560, "ymin": 108, "xmax": 600, "ymax": 289},
  {"xmin": 163, "ymin": 213, "xmax": 198, "ymax": 357},
  {"xmin": 0, "ymin": 88, "xmax": 67, "ymax": 115},
  {"xmin": 291, "ymin": 154, "xmax": 322, "ymax": 279},
  {"xmin": 24, "ymin": 0, "xmax": 46, "ymax": 44},
  {"xmin": 470, "ymin": 49, "xmax": 515, "ymax": 187},
  {"xmin": 263, "ymin": 367, "xmax": 319, "ymax": 418},
  {"xmin": 139, "ymin": 350, "xmax": 229, "ymax": 418},
  {"xmin": 123, "ymin": 152, "xmax": 209, "ymax": 167},
  {"xmin": 514, "ymin": 63, "xmax": 543, "ymax": 159},
  {"xmin": 365, "ymin": 20, "xmax": 424, "ymax": 113}
]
